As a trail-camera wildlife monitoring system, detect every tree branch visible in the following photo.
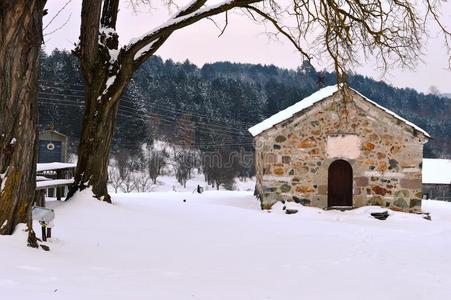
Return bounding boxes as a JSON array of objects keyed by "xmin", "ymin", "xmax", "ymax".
[
  {"xmin": 125, "ymin": 0, "xmax": 261, "ymax": 64},
  {"xmin": 243, "ymin": 5, "xmax": 312, "ymax": 60}
]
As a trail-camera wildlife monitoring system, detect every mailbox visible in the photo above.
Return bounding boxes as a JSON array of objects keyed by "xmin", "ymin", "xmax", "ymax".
[{"xmin": 32, "ymin": 206, "xmax": 55, "ymax": 224}]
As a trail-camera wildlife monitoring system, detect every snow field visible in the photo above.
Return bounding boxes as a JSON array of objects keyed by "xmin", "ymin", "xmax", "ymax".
[{"xmin": 2, "ymin": 191, "xmax": 451, "ymax": 299}]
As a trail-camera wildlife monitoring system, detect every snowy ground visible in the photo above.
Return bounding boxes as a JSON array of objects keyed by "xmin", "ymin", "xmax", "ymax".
[
  {"xmin": 2, "ymin": 191, "xmax": 451, "ymax": 300},
  {"xmin": 123, "ymin": 175, "xmax": 256, "ymax": 193}
]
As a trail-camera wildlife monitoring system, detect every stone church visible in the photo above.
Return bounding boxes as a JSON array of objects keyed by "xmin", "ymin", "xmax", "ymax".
[{"xmin": 249, "ymin": 85, "xmax": 429, "ymax": 212}]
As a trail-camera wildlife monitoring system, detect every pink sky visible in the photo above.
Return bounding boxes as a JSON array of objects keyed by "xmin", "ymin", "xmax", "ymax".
[{"xmin": 43, "ymin": 1, "xmax": 451, "ymax": 94}]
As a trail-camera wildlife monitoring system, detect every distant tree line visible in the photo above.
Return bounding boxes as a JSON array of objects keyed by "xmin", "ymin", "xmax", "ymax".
[{"xmin": 39, "ymin": 50, "xmax": 451, "ymax": 165}]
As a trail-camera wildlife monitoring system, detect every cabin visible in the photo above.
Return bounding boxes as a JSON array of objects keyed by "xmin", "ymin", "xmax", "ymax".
[
  {"xmin": 38, "ymin": 126, "xmax": 68, "ymax": 163},
  {"xmin": 422, "ymin": 158, "xmax": 451, "ymax": 201},
  {"xmin": 249, "ymin": 85, "xmax": 430, "ymax": 212}
]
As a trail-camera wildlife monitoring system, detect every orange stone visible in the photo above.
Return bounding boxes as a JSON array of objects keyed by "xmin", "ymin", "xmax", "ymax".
[
  {"xmin": 362, "ymin": 142, "xmax": 375, "ymax": 151},
  {"xmin": 372, "ymin": 186, "xmax": 390, "ymax": 196},
  {"xmin": 377, "ymin": 161, "xmax": 387, "ymax": 172},
  {"xmin": 377, "ymin": 152, "xmax": 386, "ymax": 159},
  {"xmin": 297, "ymin": 138, "xmax": 317, "ymax": 148},
  {"xmin": 308, "ymin": 148, "xmax": 320, "ymax": 156},
  {"xmin": 273, "ymin": 167, "xmax": 285, "ymax": 176},
  {"xmin": 295, "ymin": 186, "xmax": 315, "ymax": 193},
  {"xmin": 312, "ymin": 130, "xmax": 321, "ymax": 136}
]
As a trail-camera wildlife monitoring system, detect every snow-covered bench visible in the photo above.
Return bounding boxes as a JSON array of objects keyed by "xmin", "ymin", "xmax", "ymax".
[{"xmin": 35, "ymin": 163, "xmax": 76, "ymax": 207}]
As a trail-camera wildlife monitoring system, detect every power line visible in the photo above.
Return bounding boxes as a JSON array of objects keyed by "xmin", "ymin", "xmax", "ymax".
[
  {"xmin": 38, "ymin": 97, "xmax": 254, "ymax": 135},
  {"xmin": 38, "ymin": 100, "xmax": 253, "ymax": 138}
]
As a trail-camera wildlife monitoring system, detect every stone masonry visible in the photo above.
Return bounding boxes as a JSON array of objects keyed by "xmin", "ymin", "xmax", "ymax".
[{"xmin": 254, "ymin": 89, "xmax": 428, "ymax": 212}]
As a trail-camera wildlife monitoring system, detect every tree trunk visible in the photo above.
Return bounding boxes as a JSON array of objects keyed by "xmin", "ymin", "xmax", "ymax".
[
  {"xmin": 0, "ymin": 0, "xmax": 46, "ymax": 245},
  {"xmin": 68, "ymin": 83, "xmax": 124, "ymax": 203}
]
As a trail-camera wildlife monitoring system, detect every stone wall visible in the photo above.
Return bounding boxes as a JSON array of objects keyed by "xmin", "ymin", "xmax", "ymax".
[{"xmin": 254, "ymin": 90, "xmax": 428, "ymax": 212}]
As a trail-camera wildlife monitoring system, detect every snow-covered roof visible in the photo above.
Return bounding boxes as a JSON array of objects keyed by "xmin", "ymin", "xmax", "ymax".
[
  {"xmin": 248, "ymin": 85, "xmax": 430, "ymax": 138},
  {"xmin": 39, "ymin": 129, "xmax": 67, "ymax": 138},
  {"xmin": 37, "ymin": 162, "xmax": 76, "ymax": 172},
  {"xmin": 422, "ymin": 159, "xmax": 451, "ymax": 184}
]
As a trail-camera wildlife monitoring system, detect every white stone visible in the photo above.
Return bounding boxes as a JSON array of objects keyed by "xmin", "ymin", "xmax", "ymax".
[{"xmin": 326, "ymin": 134, "xmax": 361, "ymax": 159}]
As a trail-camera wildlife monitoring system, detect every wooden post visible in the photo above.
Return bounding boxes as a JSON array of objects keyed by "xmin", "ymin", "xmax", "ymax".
[
  {"xmin": 56, "ymin": 186, "xmax": 62, "ymax": 201},
  {"xmin": 40, "ymin": 190, "xmax": 46, "ymax": 207},
  {"xmin": 46, "ymin": 227, "xmax": 51, "ymax": 238},
  {"xmin": 40, "ymin": 222, "xmax": 47, "ymax": 242}
]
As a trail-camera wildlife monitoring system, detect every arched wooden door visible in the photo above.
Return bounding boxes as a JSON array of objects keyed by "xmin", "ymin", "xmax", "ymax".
[{"xmin": 328, "ymin": 160, "xmax": 353, "ymax": 207}]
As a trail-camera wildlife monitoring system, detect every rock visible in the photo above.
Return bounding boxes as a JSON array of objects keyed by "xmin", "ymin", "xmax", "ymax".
[
  {"xmin": 275, "ymin": 135, "xmax": 287, "ymax": 143},
  {"xmin": 376, "ymin": 161, "xmax": 387, "ymax": 172},
  {"xmin": 297, "ymin": 138, "xmax": 317, "ymax": 148},
  {"xmin": 295, "ymin": 186, "xmax": 314, "ymax": 193},
  {"xmin": 368, "ymin": 196, "xmax": 384, "ymax": 206},
  {"xmin": 40, "ymin": 244, "xmax": 50, "ymax": 251},
  {"xmin": 369, "ymin": 133, "xmax": 379, "ymax": 141},
  {"xmin": 362, "ymin": 142, "xmax": 375, "ymax": 151},
  {"xmin": 310, "ymin": 121, "xmax": 320, "ymax": 127},
  {"xmin": 280, "ymin": 184, "xmax": 292, "ymax": 193},
  {"xmin": 395, "ymin": 190, "xmax": 410, "ymax": 198},
  {"xmin": 282, "ymin": 156, "xmax": 291, "ymax": 163},
  {"xmin": 312, "ymin": 129, "xmax": 321, "ymax": 136},
  {"xmin": 372, "ymin": 186, "xmax": 390, "ymax": 196},
  {"xmin": 273, "ymin": 167, "xmax": 285, "ymax": 176},
  {"xmin": 308, "ymin": 148, "xmax": 320, "ymax": 156},
  {"xmin": 400, "ymin": 178, "xmax": 421, "ymax": 189},
  {"xmin": 390, "ymin": 145, "xmax": 401, "ymax": 154},
  {"xmin": 264, "ymin": 153, "xmax": 276, "ymax": 164},
  {"xmin": 273, "ymin": 144, "xmax": 281, "ymax": 150},
  {"xmin": 285, "ymin": 209, "xmax": 298, "ymax": 215},
  {"xmin": 296, "ymin": 166, "xmax": 309, "ymax": 175},
  {"xmin": 409, "ymin": 198, "xmax": 422, "ymax": 208},
  {"xmin": 354, "ymin": 176, "xmax": 369, "ymax": 187},
  {"xmin": 370, "ymin": 211, "xmax": 389, "ymax": 220},
  {"xmin": 388, "ymin": 159, "xmax": 399, "ymax": 170},
  {"xmin": 292, "ymin": 196, "xmax": 311, "ymax": 206},
  {"xmin": 394, "ymin": 198, "xmax": 408, "ymax": 208}
]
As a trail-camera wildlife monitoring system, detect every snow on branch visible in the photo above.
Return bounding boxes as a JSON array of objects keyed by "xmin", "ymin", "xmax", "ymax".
[{"xmin": 126, "ymin": 0, "xmax": 260, "ymax": 63}]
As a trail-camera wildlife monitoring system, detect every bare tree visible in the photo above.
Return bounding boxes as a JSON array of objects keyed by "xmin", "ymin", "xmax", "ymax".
[
  {"xmin": 0, "ymin": 1, "xmax": 46, "ymax": 246},
  {"xmin": 108, "ymin": 164, "xmax": 123, "ymax": 193},
  {"xmin": 174, "ymin": 149, "xmax": 194, "ymax": 188},
  {"xmin": 113, "ymin": 150, "xmax": 136, "ymax": 192},
  {"xmin": 69, "ymin": 0, "xmax": 451, "ymax": 203},
  {"xmin": 145, "ymin": 146, "xmax": 168, "ymax": 184},
  {"xmin": 132, "ymin": 172, "xmax": 155, "ymax": 192}
]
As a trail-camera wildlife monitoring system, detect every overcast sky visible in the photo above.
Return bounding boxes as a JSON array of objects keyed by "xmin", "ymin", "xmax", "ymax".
[{"xmin": 44, "ymin": 1, "xmax": 451, "ymax": 94}]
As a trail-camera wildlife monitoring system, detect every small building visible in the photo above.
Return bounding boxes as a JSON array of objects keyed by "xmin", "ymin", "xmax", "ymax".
[
  {"xmin": 38, "ymin": 126, "xmax": 68, "ymax": 163},
  {"xmin": 249, "ymin": 85, "xmax": 430, "ymax": 212},
  {"xmin": 422, "ymin": 158, "xmax": 451, "ymax": 201}
]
